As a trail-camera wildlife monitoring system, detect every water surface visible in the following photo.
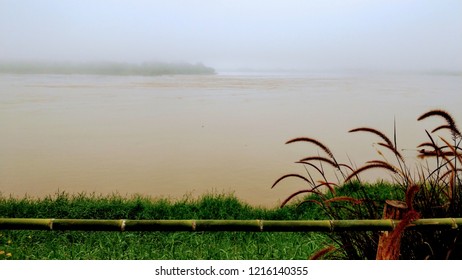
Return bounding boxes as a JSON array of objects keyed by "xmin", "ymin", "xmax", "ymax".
[{"xmin": 1, "ymin": 72, "xmax": 461, "ymax": 207}]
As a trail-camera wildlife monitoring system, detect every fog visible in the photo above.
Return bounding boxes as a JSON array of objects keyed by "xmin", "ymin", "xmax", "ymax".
[{"xmin": 1, "ymin": 0, "xmax": 461, "ymax": 72}]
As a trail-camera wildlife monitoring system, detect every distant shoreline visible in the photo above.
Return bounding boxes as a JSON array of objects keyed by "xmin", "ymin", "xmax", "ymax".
[{"xmin": 0, "ymin": 61, "xmax": 216, "ymax": 76}]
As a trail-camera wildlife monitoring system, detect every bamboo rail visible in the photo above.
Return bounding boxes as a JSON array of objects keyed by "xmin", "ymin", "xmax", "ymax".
[{"xmin": 0, "ymin": 218, "xmax": 460, "ymax": 232}]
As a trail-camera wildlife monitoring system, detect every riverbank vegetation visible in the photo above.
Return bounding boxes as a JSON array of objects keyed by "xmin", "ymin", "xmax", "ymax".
[
  {"xmin": 0, "ymin": 182, "xmax": 395, "ymax": 260},
  {"xmin": 0, "ymin": 61, "xmax": 215, "ymax": 76},
  {"xmin": 273, "ymin": 109, "xmax": 462, "ymax": 259},
  {"xmin": 0, "ymin": 191, "xmax": 322, "ymax": 260}
]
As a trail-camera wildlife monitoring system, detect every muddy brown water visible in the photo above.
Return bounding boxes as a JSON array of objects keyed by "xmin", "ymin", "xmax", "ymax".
[{"xmin": 1, "ymin": 72, "xmax": 461, "ymax": 207}]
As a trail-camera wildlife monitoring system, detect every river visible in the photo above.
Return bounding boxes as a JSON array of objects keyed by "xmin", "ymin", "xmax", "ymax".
[{"xmin": 1, "ymin": 71, "xmax": 461, "ymax": 207}]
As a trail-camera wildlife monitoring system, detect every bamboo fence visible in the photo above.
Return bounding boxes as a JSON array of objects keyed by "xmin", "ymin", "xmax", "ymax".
[{"xmin": 0, "ymin": 218, "xmax": 461, "ymax": 232}]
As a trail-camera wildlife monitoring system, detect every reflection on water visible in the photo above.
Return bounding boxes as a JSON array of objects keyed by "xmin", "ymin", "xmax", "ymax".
[{"xmin": 0, "ymin": 72, "xmax": 461, "ymax": 207}]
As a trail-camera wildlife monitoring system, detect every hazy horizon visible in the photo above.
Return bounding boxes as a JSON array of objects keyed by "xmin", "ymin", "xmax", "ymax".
[
  {"xmin": 1, "ymin": 0, "xmax": 461, "ymax": 73},
  {"xmin": 2, "ymin": 60, "xmax": 461, "ymax": 76}
]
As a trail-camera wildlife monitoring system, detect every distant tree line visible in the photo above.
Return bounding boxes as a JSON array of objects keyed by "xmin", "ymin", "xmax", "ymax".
[{"xmin": 0, "ymin": 61, "xmax": 216, "ymax": 76}]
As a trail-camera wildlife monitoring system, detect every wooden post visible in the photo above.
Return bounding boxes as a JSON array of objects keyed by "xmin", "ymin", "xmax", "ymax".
[{"xmin": 376, "ymin": 200, "xmax": 408, "ymax": 260}]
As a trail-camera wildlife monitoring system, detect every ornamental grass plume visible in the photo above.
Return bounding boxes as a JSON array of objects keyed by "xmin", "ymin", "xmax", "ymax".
[
  {"xmin": 380, "ymin": 209, "xmax": 420, "ymax": 260},
  {"xmin": 273, "ymin": 109, "xmax": 462, "ymax": 259},
  {"xmin": 309, "ymin": 245, "xmax": 337, "ymax": 260}
]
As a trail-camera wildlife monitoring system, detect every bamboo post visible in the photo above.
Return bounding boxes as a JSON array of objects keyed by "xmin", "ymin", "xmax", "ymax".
[{"xmin": 376, "ymin": 200, "xmax": 407, "ymax": 260}]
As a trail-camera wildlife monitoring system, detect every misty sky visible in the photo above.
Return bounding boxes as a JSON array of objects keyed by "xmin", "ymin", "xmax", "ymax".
[{"xmin": 1, "ymin": 0, "xmax": 461, "ymax": 71}]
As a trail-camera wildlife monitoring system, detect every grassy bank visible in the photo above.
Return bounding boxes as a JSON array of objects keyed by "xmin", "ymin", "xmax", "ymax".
[
  {"xmin": 0, "ymin": 192, "xmax": 325, "ymax": 260},
  {"xmin": 0, "ymin": 183, "xmax": 398, "ymax": 260},
  {"xmin": 0, "ymin": 228, "xmax": 325, "ymax": 260}
]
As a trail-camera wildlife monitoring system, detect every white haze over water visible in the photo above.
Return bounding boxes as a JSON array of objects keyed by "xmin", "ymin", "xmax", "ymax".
[{"xmin": 0, "ymin": 0, "xmax": 461, "ymax": 72}]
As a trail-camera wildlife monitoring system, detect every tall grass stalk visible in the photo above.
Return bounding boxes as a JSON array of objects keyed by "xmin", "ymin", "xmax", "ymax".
[{"xmin": 273, "ymin": 109, "xmax": 462, "ymax": 259}]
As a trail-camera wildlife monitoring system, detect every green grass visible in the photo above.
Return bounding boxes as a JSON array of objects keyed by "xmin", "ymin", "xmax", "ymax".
[
  {"xmin": 0, "ymin": 230, "xmax": 325, "ymax": 260},
  {"xmin": 0, "ymin": 192, "xmax": 327, "ymax": 260},
  {"xmin": 0, "ymin": 183, "xmax": 399, "ymax": 260}
]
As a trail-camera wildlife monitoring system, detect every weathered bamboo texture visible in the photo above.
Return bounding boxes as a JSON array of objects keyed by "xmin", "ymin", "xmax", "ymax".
[
  {"xmin": 0, "ymin": 218, "xmax": 460, "ymax": 232},
  {"xmin": 376, "ymin": 200, "xmax": 407, "ymax": 260}
]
